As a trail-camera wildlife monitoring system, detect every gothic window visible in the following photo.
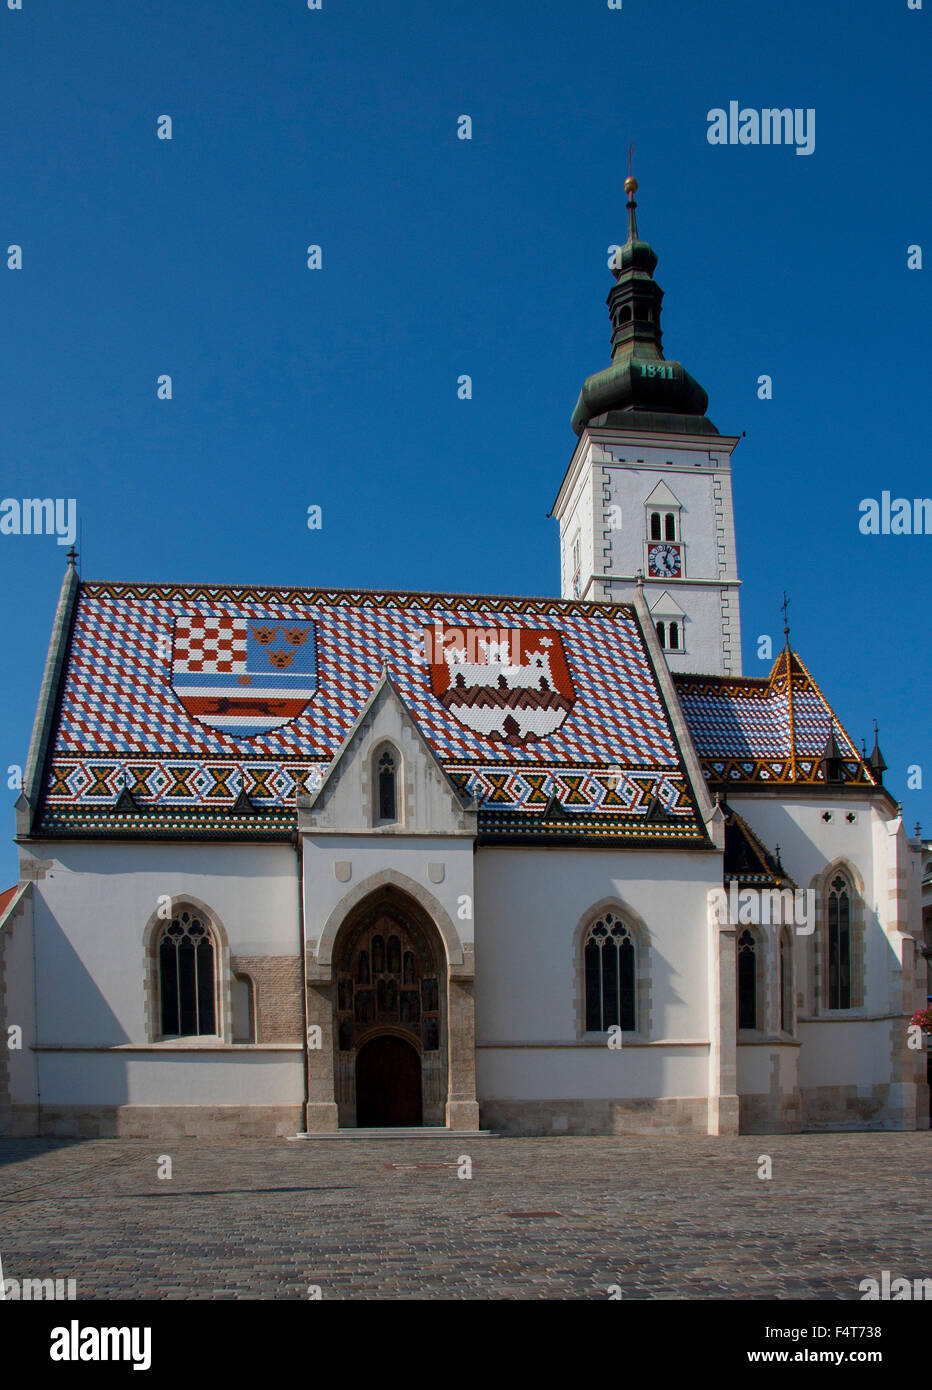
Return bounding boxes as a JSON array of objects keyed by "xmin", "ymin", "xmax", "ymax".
[
  {"xmin": 656, "ymin": 621, "xmax": 666, "ymax": 647},
  {"xmin": 737, "ymin": 929, "xmax": 757, "ymax": 1029},
  {"xmin": 377, "ymin": 750, "xmax": 396, "ymax": 821},
  {"xmin": 158, "ymin": 910, "xmax": 217, "ymax": 1037},
  {"xmin": 668, "ymin": 621, "xmax": 680, "ymax": 651},
  {"xmin": 584, "ymin": 912, "xmax": 636, "ymax": 1032},
  {"xmin": 827, "ymin": 874, "xmax": 851, "ymax": 1009},
  {"xmin": 779, "ymin": 930, "xmax": 792, "ymax": 1033},
  {"xmin": 650, "ymin": 511, "xmax": 662, "ymax": 540},
  {"xmin": 664, "ymin": 512, "xmax": 676, "ymax": 541}
]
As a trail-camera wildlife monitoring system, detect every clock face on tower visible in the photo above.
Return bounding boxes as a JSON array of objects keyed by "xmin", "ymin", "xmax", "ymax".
[{"xmin": 647, "ymin": 543, "xmax": 682, "ymax": 579}]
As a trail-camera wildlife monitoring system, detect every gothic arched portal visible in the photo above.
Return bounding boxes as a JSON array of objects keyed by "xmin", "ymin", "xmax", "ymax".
[{"xmin": 332, "ymin": 891, "xmax": 447, "ymax": 1126}]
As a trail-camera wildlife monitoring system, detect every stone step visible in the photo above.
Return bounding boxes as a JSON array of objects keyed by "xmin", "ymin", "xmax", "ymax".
[{"xmin": 290, "ymin": 1127, "xmax": 496, "ymax": 1140}]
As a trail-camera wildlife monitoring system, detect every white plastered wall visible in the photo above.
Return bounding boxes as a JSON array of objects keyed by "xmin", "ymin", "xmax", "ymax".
[
  {"xmin": 474, "ymin": 845, "xmax": 722, "ymax": 1102},
  {"xmin": 20, "ymin": 840, "xmax": 303, "ymax": 1109}
]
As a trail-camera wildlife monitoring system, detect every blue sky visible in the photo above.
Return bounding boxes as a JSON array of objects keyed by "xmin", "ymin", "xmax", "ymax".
[{"xmin": 1, "ymin": 0, "xmax": 929, "ymax": 883}]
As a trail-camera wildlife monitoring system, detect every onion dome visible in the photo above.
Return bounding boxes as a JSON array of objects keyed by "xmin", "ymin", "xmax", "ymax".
[{"xmin": 571, "ymin": 176, "xmax": 715, "ymax": 436}]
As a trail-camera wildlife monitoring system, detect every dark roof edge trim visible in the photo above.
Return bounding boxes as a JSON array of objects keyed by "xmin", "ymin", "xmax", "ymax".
[
  {"xmin": 22, "ymin": 567, "xmax": 80, "ymax": 835},
  {"xmin": 631, "ymin": 583, "xmax": 716, "ymax": 838}
]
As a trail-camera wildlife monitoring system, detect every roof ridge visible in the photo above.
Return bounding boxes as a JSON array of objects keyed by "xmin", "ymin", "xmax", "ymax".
[{"xmin": 78, "ymin": 578, "xmax": 639, "ymax": 616}]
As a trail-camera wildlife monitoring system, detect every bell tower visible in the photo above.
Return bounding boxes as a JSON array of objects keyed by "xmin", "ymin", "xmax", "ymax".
[{"xmin": 551, "ymin": 176, "xmax": 743, "ymax": 676}]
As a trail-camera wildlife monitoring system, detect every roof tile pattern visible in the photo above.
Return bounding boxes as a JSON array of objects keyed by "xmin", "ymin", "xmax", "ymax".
[
  {"xmin": 39, "ymin": 583, "xmax": 705, "ymax": 842},
  {"xmin": 675, "ymin": 649, "xmax": 875, "ymax": 789}
]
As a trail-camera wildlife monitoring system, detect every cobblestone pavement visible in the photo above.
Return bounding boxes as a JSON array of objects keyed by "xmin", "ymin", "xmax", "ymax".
[{"xmin": 0, "ymin": 1132, "xmax": 929, "ymax": 1300}]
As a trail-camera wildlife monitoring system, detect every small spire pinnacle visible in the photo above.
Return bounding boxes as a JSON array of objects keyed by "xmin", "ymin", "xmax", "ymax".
[
  {"xmin": 820, "ymin": 718, "xmax": 845, "ymax": 784},
  {"xmin": 868, "ymin": 719, "xmax": 887, "ymax": 783},
  {"xmin": 66, "ymin": 545, "xmax": 78, "ymax": 571}
]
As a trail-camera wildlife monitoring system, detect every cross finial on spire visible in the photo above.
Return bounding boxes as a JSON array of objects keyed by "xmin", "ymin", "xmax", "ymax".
[
  {"xmin": 780, "ymin": 590, "xmax": 790, "ymax": 642},
  {"xmin": 624, "ymin": 145, "xmax": 639, "ymax": 242},
  {"xmin": 66, "ymin": 545, "xmax": 78, "ymax": 570}
]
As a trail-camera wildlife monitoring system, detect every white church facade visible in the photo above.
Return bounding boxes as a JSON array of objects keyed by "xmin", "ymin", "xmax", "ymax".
[{"xmin": 1, "ymin": 180, "xmax": 927, "ymax": 1139}]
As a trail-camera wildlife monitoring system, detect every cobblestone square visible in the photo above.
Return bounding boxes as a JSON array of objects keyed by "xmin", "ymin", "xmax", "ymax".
[{"xmin": 1, "ymin": 1132, "xmax": 929, "ymax": 1300}]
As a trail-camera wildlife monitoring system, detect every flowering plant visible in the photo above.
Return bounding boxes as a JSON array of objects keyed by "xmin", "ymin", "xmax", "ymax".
[{"xmin": 910, "ymin": 1006, "xmax": 932, "ymax": 1035}]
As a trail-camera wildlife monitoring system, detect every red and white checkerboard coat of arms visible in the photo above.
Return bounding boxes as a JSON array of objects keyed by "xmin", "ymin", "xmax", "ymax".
[
  {"xmin": 424, "ymin": 626, "xmax": 576, "ymax": 746},
  {"xmin": 171, "ymin": 614, "xmax": 318, "ymax": 735}
]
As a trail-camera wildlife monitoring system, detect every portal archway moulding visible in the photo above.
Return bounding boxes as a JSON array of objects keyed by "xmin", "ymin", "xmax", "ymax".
[{"xmin": 310, "ymin": 867, "xmax": 469, "ymax": 982}]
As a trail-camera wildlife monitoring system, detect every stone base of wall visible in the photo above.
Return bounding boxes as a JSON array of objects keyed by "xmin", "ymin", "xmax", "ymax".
[
  {"xmin": 480, "ymin": 1097, "xmax": 709, "ymax": 1137},
  {"xmin": 0, "ymin": 1104, "xmax": 39, "ymax": 1137},
  {"xmin": 2, "ymin": 1104, "xmax": 303, "ymax": 1139},
  {"xmin": 739, "ymin": 1091, "xmax": 803, "ymax": 1134},
  {"xmin": 800, "ymin": 1083, "xmax": 930, "ymax": 1132}
]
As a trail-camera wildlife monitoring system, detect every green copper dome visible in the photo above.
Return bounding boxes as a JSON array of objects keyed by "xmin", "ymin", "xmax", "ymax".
[{"xmin": 571, "ymin": 181, "xmax": 715, "ymax": 436}]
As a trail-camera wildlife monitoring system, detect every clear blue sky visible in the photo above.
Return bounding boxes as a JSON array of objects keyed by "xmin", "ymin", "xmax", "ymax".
[{"xmin": 1, "ymin": 0, "xmax": 929, "ymax": 885}]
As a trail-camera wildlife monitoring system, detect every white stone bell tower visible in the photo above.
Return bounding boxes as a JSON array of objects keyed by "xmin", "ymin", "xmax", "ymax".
[{"xmin": 551, "ymin": 177, "xmax": 743, "ymax": 677}]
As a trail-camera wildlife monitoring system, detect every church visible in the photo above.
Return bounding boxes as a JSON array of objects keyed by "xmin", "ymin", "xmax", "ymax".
[{"xmin": 1, "ymin": 178, "xmax": 927, "ymax": 1140}]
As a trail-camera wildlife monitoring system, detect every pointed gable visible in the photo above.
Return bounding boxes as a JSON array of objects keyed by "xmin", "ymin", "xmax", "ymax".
[
  {"xmin": 648, "ymin": 590, "xmax": 685, "ymax": 618},
  {"xmin": 299, "ymin": 672, "xmax": 476, "ymax": 836},
  {"xmin": 644, "ymin": 480, "xmax": 682, "ymax": 508}
]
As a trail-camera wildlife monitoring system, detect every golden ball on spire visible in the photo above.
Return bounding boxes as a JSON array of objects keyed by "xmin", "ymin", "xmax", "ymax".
[{"xmin": 624, "ymin": 175, "xmax": 638, "ymax": 194}]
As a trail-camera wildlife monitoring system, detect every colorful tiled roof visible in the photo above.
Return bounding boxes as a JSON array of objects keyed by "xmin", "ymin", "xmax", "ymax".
[
  {"xmin": 721, "ymin": 801, "xmax": 796, "ymax": 889},
  {"xmin": 674, "ymin": 648, "xmax": 877, "ymax": 790},
  {"xmin": 34, "ymin": 581, "xmax": 708, "ymax": 844}
]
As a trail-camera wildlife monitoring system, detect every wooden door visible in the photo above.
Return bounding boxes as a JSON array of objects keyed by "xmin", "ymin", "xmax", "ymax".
[{"xmin": 355, "ymin": 1035, "xmax": 422, "ymax": 1127}]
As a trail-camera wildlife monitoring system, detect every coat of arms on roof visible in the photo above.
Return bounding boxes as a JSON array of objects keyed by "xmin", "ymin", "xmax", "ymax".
[
  {"xmin": 422, "ymin": 625, "xmax": 576, "ymax": 747},
  {"xmin": 171, "ymin": 615, "xmax": 318, "ymax": 735}
]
